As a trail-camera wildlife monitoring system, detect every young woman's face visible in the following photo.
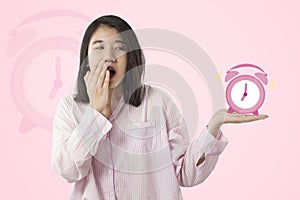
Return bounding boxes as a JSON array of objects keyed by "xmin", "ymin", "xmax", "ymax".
[{"xmin": 88, "ymin": 25, "xmax": 127, "ymax": 88}]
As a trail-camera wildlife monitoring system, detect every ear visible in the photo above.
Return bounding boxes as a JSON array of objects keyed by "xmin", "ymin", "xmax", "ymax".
[
  {"xmin": 225, "ymin": 70, "xmax": 239, "ymax": 82},
  {"xmin": 255, "ymin": 72, "xmax": 268, "ymax": 85}
]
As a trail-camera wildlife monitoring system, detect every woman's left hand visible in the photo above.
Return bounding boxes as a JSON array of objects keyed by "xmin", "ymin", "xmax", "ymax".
[{"xmin": 207, "ymin": 109, "xmax": 269, "ymax": 137}]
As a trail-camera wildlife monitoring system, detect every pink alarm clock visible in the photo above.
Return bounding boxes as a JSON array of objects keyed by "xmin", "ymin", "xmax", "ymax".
[{"xmin": 225, "ymin": 63, "xmax": 268, "ymax": 116}]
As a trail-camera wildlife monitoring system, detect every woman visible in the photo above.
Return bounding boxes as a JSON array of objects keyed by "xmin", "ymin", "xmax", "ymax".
[{"xmin": 51, "ymin": 15, "xmax": 268, "ymax": 200}]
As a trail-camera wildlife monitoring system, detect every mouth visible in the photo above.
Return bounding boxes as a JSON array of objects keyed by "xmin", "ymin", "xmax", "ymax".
[{"xmin": 107, "ymin": 66, "xmax": 116, "ymax": 79}]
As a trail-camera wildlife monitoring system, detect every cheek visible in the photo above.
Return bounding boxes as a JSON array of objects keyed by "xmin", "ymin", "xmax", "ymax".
[
  {"xmin": 88, "ymin": 51, "xmax": 103, "ymax": 69},
  {"xmin": 117, "ymin": 54, "xmax": 127, "ymax": 66},
  {"xmin": 121, "ymin": 58, "xmax": 127, "ymax": 74}
]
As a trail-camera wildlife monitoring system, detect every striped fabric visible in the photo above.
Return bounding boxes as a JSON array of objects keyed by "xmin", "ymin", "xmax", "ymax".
[{"xmin": 51, "ymin": 84, "xmax": 229, "ymax": 200}]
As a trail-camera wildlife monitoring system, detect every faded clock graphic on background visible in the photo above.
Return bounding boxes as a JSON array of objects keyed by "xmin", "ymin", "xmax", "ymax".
[{"xmin": 7, "ymin": 9, "xmax": 91, "ymax": 133}]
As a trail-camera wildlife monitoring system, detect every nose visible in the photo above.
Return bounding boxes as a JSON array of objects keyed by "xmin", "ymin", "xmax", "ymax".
[{"xmin": 103, "ymin": 48, "xmax": 116, "ymax": 63}]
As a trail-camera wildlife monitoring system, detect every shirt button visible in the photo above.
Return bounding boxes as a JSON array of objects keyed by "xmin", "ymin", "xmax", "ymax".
[
  {"xmin": 109, "ymin": 192, "xmax": 114, "ymax": 197},
  {"xmin": 208, "ymin": 143, "xmax": 214, "ymax": 149}
]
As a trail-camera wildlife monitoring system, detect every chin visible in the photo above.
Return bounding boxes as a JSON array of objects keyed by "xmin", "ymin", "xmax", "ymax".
[
  {"xmin": 110, "ymin": 78, "xmax": 123, "ymax": 88},
  {"xmin": 108, "ymin": 82, "xmax": 119, "ymax": 89}
]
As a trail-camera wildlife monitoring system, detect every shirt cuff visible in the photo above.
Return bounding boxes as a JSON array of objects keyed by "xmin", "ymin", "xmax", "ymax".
[{"xmin": 194, "ymin": 127, "xmax": 229, "ymax": 160}]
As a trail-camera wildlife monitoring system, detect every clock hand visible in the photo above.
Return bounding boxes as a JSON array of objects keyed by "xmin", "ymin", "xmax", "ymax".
[
  {"xmin": 241, "ymin": 83, "xmax": 248, "ymax": 101},
  {"xmin": 241, "ymin": 94, "xmax": 247, "ymax": 101},
  {"xmin": 56, "ymin": 57, "xmax": 61, "ymax": 80},
  {"xmin": 49, "ymin": 57, "xmax": 63, "ymax": 100},
  {"xmin": 54, "ymin": 57, "xmax": 63, "ymax": 89}
]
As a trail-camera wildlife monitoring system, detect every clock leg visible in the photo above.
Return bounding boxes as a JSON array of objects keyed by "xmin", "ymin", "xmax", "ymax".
[
  {"xmin": 228, "ymin": 107, "xmax": 234, "ymax": 114},
  {"xmin": 253, "ymin": 110, "xmax": 259, "ymax": 116}
]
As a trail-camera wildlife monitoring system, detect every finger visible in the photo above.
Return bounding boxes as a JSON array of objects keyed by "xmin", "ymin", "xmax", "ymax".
[
  {"xmin": 94, "ymin": 60, "xmax": 106, "ymax": 85},
  {"xmin": 227, "ymin": 114, "xmax": 268, "ymax": 123},
  {"xmin": 255, "ymin": 114, "xmax": 269, "ymax": 120},
  {"xmin": 91, "ymin": 60, "xmax": 106, "ymax": 89},
  {"xmin": 244, "ymin": 114, "xmax": 268, "ymax": 120},
  {"xmin": 102, "ymin": 70, "xmax": 110, "ymax": 89},
  {"xmin": 97, "ymin": 61, "xmax": 112, "ymax": 88},
  {"xmin": 259, "ymin": 114, "xmax": 269, "ymax": 118},
  {"xmin": 89, "ymin": 60, "xmax": 100, "ymax": 75}
]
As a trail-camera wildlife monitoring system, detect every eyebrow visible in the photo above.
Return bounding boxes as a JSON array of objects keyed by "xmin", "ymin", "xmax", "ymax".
[{"xmin": 92, "ymin": 39, "xmax": 125, "ymax": 45}]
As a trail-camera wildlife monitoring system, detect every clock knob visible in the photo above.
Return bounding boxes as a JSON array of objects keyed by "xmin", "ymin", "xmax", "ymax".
[{"xmin": 54, "ymin": 79, "xmax": 63, "ymax": 88}]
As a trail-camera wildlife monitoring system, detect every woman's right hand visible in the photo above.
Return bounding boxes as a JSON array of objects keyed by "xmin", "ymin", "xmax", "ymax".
[{"xmin": 84, "ymin": 60, "xmax": 112, "ymax": 119}]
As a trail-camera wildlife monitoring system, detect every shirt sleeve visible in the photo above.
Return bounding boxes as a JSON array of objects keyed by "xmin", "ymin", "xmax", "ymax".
[
  {"xmin": 165, "ymin": 96, "xmax": 229, "ymax": 187},
  {"xmin": 51, "ymin": 94, "xmax": 113, "ymax": 183}
]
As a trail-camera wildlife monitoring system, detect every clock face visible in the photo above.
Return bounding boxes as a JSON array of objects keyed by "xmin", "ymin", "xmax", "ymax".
[
  {"xmin": 7, "ymin": 10, "xmax": 91, "ymax": 133},
  {"xmin": 226, "ymin": 75, "xmax": 265, "ymax": 114},
  {"xmin": 11, "ymin": 37, "xmax": 79, "ymax": 131},
  {"xmin": 230, "ymin": 79, "xmax": 260, "ymax": 109}
]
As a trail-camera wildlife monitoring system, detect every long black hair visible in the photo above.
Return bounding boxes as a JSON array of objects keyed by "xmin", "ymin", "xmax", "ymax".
[{"xmin": 73, "ymin": 15, "xmax": 146, "ymax": 107}]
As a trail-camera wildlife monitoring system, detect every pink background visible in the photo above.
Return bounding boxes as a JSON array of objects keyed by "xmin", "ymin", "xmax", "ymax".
[{"xmin": 1, "ymin": 0, "xmax": 299, "ymax": 199}]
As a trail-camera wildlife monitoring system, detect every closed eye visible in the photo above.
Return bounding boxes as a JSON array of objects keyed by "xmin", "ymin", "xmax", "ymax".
[
  {"xmin": 115, "ymin": 46, "xmax": 126, "ymax": 51},
  {"xmin": 95, "ymin": 46, "xmax": 104, "ymax": 50},
  {"xmin": 94, "ymin": 46, "xmax": 126, "ymax": 51}
]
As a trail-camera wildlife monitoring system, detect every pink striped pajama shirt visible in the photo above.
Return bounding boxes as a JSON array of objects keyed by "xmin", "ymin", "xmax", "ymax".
[{"xmin": 51, "ymin": 84, "xmax": 228, "ymax": 200}]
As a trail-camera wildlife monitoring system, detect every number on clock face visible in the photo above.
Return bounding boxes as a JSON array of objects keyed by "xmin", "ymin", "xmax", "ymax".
[{"xmin": 230, "ymin": 80, "xmax": 260, "ymax": 109}]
